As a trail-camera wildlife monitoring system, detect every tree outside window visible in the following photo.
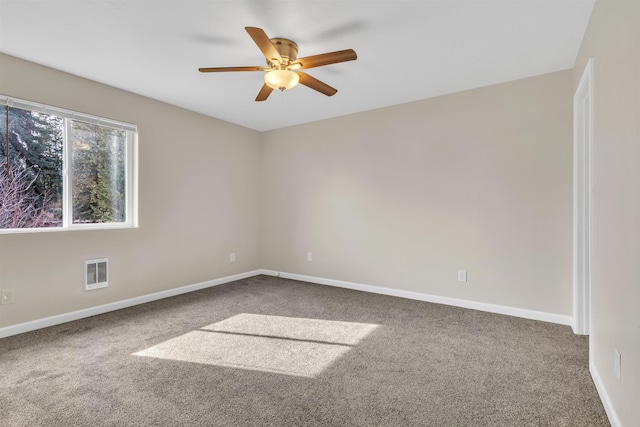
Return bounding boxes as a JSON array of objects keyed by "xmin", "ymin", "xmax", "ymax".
[{"xmin": 0, "ymin": 100, "xmax": 135, "ymax": 231}]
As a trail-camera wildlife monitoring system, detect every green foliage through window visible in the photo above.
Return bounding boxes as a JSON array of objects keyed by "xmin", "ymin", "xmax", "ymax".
[
  {"xmin": 0, "ymin": 98, "xmax": 135, "ymax": 231},
  {"xmin": 71, "ymin": 122, "xmax": 127, "ymax": 224}
]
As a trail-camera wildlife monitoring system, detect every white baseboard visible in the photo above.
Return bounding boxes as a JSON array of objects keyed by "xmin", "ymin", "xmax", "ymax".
[
  {"xmin": 0, "ymin": 268, "xmax": 572, "ymax": 339},
  {"xmin": 590, "ymin": 361, "xmax": 621, "ymax": 427},
  {"xmin": 0, "ymin": 270, "xmax": 265, "ymax": 339},
  {"xmin": 263, "ymin": 270, "xmax": 572, "ymax": 326}
]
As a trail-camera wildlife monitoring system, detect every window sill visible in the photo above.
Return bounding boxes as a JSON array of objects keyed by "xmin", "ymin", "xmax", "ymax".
[{"xmin": 0, "ymin": 223, "xmax": 137, "ymax": 234}]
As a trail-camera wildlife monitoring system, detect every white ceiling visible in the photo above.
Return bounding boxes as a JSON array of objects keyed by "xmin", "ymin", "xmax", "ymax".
[{"xmin": 0, "ymin": 0, "xmax": 594, "ymax": 132}]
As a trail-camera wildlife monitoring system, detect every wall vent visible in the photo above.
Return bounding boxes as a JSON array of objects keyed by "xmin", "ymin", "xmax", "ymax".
[{"xmin": 84, "ymin": 258, "xmax": 109, "ymax": 290}]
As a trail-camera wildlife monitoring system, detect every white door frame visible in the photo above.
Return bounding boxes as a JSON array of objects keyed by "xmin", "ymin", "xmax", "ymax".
[{"xmin": 573, "ymin": 58, "xmax": 593, "ymax": 335}]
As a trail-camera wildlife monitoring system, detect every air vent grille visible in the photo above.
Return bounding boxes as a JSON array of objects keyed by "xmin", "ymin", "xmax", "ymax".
[{"xmin": 84, "ymin": 258, "xmax": 109, "ymax": 290}]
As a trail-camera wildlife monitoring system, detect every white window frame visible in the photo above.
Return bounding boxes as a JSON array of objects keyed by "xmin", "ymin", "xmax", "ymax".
[{"xmin": 1, "ymin": 95, "xmax": 138, "ymax": 234}]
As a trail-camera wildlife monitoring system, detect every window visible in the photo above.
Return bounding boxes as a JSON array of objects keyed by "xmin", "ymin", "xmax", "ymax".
[{"xmin": 1, "ymin": 95, "xmax": 136, "ymax": 232}]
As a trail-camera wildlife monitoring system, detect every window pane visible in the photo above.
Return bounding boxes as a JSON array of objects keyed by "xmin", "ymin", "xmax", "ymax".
[
  {"xmin": 0, "ymin": 95, "xmax": 135, "ymax": 232},
  {"xmin": 70, "ymin": 121, "xmax": 127, "ymax": 224},
  {"xmin": 0, "ymin": 106, "xmax": 64, "ymax": 229}
]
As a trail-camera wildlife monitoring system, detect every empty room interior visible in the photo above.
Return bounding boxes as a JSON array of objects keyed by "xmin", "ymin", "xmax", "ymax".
[{"xmin": 0, "ymin": 1, "xmax": 638, "ymax": 426}]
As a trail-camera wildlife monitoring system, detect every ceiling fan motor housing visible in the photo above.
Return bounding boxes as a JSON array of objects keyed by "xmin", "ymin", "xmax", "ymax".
[{"xmin": 269, "ymin": 38, "xmax": 299, "ymax": 67}]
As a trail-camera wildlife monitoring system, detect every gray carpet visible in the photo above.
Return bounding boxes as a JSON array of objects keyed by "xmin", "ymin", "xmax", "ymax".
[{"xmin": 0, "ymin": 275, "xmax": 609, "ymax": 426}]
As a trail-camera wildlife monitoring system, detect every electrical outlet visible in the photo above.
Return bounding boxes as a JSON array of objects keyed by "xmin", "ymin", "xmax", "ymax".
[
  {"xmin": 1, "ymin": 289, "xmax": 15, "ymax": 305},
  {"xmin": 230, "ymin": 252, "xmax": 236, "ymax": 263},
  {"xmin": 457, "ymin": 270, "xmax": 467, "ymax": 282},
  {"xmin": 614, "ymin": 349, "xmax": 621, "ymax": 381},
  {"xmin": 307, "ymin": 252, "xmax": 313, "ymax": 261}
]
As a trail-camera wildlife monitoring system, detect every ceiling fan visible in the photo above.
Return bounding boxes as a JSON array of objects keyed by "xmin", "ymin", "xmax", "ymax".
[{"xmin": 199, "ymin": 27, "xmax": 357, "ymax": 101}]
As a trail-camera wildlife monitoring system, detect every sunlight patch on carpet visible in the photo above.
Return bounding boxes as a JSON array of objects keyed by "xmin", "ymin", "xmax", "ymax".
[{"xmin": 133, "ymin": 314, "xmax": 379, "ymax": 377}]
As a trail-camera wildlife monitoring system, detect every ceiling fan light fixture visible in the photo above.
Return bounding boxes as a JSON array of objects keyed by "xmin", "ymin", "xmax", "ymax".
[
  {"xmin": 264, "ymin": 69, "xmax": 299, "ymax": 91},
  {"xmin": 199, "ymin": 27, "xmax": 357, "ymax": 101}
]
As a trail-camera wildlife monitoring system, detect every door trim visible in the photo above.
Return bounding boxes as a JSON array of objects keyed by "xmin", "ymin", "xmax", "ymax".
[{"xmin": 573, "ymin": 58, "xmax": 593, "ymax": 336}]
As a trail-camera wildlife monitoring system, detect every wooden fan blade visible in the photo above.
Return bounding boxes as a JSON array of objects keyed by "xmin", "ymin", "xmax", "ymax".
[
  {"xmin": 199, "ymin": 66, "xmax": 265, "ymax": 72},
  {"xmin": 245, "ymin": 27, "xmax": 283, "ymax": 63},
  {"xmin": 296, "ymin": 72, "xmax": 337, "ymax": 96},
  {"xmin": 255, "ymin": 84, "xmax": 274, "ymax": 102},
  {"xmin": 294, "ymin": 49, "xmax": 357, "ymax": 70}
]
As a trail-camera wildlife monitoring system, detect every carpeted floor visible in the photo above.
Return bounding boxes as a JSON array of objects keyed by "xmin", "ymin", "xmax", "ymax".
[{"xmin": 0, "ymin": 275, "xmax": 609, "ymax": 426}]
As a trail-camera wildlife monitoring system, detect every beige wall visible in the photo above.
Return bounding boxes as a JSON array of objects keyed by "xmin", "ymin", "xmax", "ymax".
[
  {"xmin": 573, "ymin": 0, "xmax": 640, "ymax": 424},
  {"xmin": 0, "ymin": 53, "xmax": 262, "ymax": 327},
  {"xmin": 0, "ymin": 55, "xmax": 577, "ymax": 327},
  {"xmin": 260, "ymin": 70, "xmax": 573, "ymax": 316}
]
